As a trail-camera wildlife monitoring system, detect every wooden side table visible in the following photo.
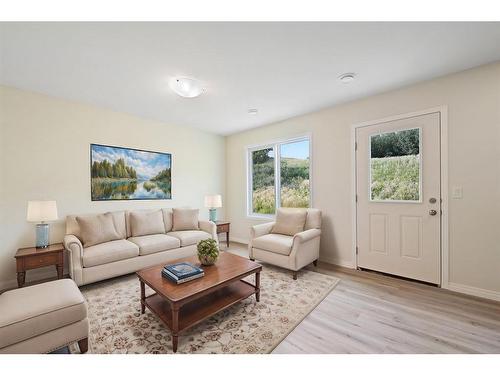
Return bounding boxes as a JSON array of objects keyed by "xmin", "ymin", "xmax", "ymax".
[
  {"xmin": 15, "ymin": 243, "xmax": 65, "ymax": 287},
  {"xmin": 215, "ymin": 221, "xmax": 230, "ymax": 247}
]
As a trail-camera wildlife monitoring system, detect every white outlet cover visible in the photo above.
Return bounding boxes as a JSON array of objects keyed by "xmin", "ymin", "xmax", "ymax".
[{"xmin": 452, "ymin": 186, "xmax": 463, "ymax": 199}]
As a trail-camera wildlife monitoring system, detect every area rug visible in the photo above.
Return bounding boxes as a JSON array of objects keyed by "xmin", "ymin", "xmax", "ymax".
[{"xmin": 73, "ymin": 262, "xmax": 339, "ymax": 354}]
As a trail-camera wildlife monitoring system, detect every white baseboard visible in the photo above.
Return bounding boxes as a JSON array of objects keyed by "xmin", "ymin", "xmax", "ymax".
[
  {"xmin": 446, "ymin": 282, "xmax": 500, "ymax": 302},
  {"xmin": 230, "ymin": 236, "xmax": 249, "ymax": 245},
  {"xmin": 0, "ymin": 278, "xmax": 18, "ymax": 291},
  {"xmin": 0, "ymin": 268, "xmax": 66, "ymax": 292},
  {"xmin": 319, "ymin": 255, "xmax": 355, "ymax": 269}
]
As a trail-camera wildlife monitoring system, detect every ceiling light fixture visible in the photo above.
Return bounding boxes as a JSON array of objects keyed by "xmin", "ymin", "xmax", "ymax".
[
  {"xmin": 169, "ymin": 77, "xmax": 204, "ymax": 98},
  {"xmin": 339, "ymin": 73, "xmax": 356, "ymax": 83},
  {"xmin": 248, "ymin": 108, "xmax": 258, "ymax": 115}
]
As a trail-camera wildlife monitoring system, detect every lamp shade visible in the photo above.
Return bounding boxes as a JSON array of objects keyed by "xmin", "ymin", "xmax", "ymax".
[
  {"xmin": 204, "ymin": 195, "xmax": 222, "ymax": 208},
  {"xmin": 27, "ymin": 201, "xmax": 58, "ymax": 222}
]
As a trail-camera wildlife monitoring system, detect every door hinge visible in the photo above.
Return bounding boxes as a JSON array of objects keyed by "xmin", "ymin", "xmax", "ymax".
[
  {"xmin": 356, "ymin": 246, "xmax": 359, "ymax": 255},
  {"xmin": 355, "ymin": 194, "xmax": 358, "ymax": 203},
  {"xmin": 355, "ymin": 142, "xmax": 358, "ymax": 151}
]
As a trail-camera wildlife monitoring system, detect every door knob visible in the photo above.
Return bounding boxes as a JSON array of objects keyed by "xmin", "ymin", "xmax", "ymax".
[{"xmin": 429, "ymin": 209, "xmax": 438, "ymax": 216}]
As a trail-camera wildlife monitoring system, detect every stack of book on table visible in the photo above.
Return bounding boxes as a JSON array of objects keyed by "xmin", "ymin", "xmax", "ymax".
[{"xmin": 162, "ymin": 262, "xmax": 204, "ymax": 284}]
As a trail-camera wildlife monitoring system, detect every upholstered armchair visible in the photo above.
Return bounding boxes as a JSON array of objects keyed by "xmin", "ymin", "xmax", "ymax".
[{"xmin": 249, "ymin": 208, "xmax": 322, "ymax": 279}]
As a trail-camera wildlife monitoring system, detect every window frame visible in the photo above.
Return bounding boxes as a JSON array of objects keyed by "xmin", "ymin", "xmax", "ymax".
[{"xmin": 246, "ymin": 134, "xmax": 312, "ymax": 218}]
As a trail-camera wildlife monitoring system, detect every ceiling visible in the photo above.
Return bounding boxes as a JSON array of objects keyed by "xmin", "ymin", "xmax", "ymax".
[{"xmin": 1, "ymin": 22, "xmax": 500, "ymax": 135}]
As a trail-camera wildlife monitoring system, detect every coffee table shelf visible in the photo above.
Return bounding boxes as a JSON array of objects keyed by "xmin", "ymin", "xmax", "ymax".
[{"xmin": 145, "ymin": 280, "xmax": 255, "ymax": 332}]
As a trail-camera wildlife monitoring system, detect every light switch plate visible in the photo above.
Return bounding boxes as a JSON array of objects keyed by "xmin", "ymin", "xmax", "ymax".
[{"xmin": 452, "ymin": 186, "xmax": 463, "ymax": 199}]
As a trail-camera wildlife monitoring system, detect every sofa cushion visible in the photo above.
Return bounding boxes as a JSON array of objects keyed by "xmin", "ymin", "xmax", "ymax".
[
  {"xmin": 67, "ymin": 211, "xmax": 127, "ymax": 242},
  {"xmin": 271, "ymin": 208, "xmax": 307, "ymax": 236},
  {"xmin": 83, "ymin": 239, "xmax": 139, "ymax": 267},
  {"xmin": 0, "ymin": 279, "xmax": 86, "ymax": 349},
  {"xmin": 252, "ymin": 234, "xmax": 294, "ymax": 256},
  {"xmin": 168, "ymin": 230, "xmax": 210, "ymax": 247},
  {"xmin": 129, "ymin": 210, "xmax": 166, "ymax": 237},
  {"xmin": 162, "ymin": 208, "xmax": 173, "ymax": 232},
  {"xmin": 128, "ymin": 234, "xmax": 181, "ymax": 256},
  {"xmin": 76, "ymin": 212, "xmax": 122, "ymax": 247},
  {"xmin": 172, "ymin": 208, "xmax": 199, "ymax": 231}
]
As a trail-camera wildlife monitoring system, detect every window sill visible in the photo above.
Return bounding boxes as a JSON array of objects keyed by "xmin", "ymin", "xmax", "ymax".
[{"xmin": 246, "ymin": 214, "xmax": 275, "ymax": 221}]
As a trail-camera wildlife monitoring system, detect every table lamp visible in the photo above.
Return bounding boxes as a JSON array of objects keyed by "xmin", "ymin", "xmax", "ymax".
[
  {"xmin": 27, "ymin": 200, "xmax": 58, "ymax": 248},
  {"xmin": 204, "ymin": 194, "xmax": 222, "ymax": 222}
]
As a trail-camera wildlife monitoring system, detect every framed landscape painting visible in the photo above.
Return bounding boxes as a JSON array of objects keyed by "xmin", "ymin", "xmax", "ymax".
[{"xmin": 91, "ymin": 144, "xmax": 172, "ymax": 201}]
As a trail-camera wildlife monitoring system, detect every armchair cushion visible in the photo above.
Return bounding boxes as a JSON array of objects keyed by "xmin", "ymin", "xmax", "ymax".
[
  {"xmin": 0, "ymin": 279, "xmax": 86, "ymax": 350},
  {"xmin": 128, "ymin": 234, "xmax": 180, "ymax": 256},
  {"xmin": 82, "ymin": 239, "xmax": 139, "ymax": 267},
  {"xmin": 168, "ymin": 230, "xmax": 210, "ymax": 247},
  {"xmin": 129, "ymin": 209, "xmax": 166, "ymax": 237},
  {"xmin": 252, "ymin": 233, "xmax": 294, "ymax": 256},
  {"xmin": 271, "ymin": 208, "xmax": 307, "ymax": 236},
  {"xmin": 172, "ymin": 208, "xmax": 200, "ymax": 231}
]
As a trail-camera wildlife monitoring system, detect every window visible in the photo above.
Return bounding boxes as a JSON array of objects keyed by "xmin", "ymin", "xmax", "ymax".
[
  {"xmin": 370, "ymin": 128, "xmax": 421, "ymax": 202},
  {"xmin": 248, "ymin": 137, "xmax": 311, "ymax": 216}
]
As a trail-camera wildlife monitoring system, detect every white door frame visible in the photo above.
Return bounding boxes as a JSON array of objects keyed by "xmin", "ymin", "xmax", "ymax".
[{"xmin": 351, "ymin": 106, "xmax": 449, "ymax": 287}]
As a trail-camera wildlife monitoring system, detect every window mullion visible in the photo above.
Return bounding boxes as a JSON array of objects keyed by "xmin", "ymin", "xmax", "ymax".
[{"xmin": 275, "ymin": 143, "xmax": 280, "ymax": 212}]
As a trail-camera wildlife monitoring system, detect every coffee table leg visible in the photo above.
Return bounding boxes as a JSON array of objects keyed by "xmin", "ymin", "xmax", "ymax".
[
  {"xmin": 255, "ymin": 271, "xmax": 261, "ymax": 302},
  {"xmin": 172, "ymin": 305, "xmax": 180, "ymax": 353},
  {"xmin": 140, "ymin": 280, "xmax": 145, "ymax": 314}
]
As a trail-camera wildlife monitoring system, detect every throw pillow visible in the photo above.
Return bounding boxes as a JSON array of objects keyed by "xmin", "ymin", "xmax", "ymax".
[
  {"xmin": 129, "ymin": 210, "xmax": 166, "ymax": 237},
  {"xmin": 172, "ymin": 208, "xmax": 199, "ymax": 231},
  {"xmin": 76, "ymin": 212, "xmax": 121, "ymax": 247},
  {"xmin": 271, "ymin": 208, "xmax": 307, "ymax": 236}
]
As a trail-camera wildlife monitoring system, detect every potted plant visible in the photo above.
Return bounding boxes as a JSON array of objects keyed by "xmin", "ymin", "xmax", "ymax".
[{"xmin": 197, "ymin": 238, "xmax": 219, "ymax": 266}]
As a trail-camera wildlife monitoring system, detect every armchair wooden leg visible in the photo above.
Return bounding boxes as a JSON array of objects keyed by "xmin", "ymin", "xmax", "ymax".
[
  {"xmin": 77, "ymin": 337, "xmax": 88, "ymax": 354},
  {"xmin": 293, "ymin": 271, "xmax": 298, "ymax": 280},
  {"xmin": 313, "ymin": 260, "xmax": 318, "ymax": 267}
]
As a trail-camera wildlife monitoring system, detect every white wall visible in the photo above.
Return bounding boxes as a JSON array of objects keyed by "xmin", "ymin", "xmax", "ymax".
[
  {"xmin": 225, "ymin": 62, "xmax": 500, "ymax": 298},
  {"xmin": 0, "ymin": 86, "xmax": 225, "ymax": 289}
]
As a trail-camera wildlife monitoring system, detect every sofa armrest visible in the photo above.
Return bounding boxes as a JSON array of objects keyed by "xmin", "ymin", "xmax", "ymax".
[
  {"xmin": 250, "ymin": 222, "xmax": 275, "ymax": 239},
  {"xmin": 199, "ymin": 220, "xmax": 217, "ymax": 241},
  {"xmin": 63, "ymin": 235, "xmax": 84, "ymax": 286},
  {"xmin": 293, "ymin": 228, "xmax": 321, "ymax": 245}
]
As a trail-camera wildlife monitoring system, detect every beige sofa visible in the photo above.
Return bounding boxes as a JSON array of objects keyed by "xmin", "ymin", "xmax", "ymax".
[
  {"xmin": 0, "ymin": 279, "xmax": 88, "ymax": 354},
  {"xmin": 64, "ymin": 209, "xmax": 217, "ymax": 286},
  {"xmin": 249, "ymin": 208, "xmax": 322, "ymax": 279}
]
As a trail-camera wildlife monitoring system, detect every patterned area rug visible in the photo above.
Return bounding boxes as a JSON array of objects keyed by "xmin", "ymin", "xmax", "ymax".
[{"xmin": 73, "ymin": 262, "xmax": 339, "ymax": 354}]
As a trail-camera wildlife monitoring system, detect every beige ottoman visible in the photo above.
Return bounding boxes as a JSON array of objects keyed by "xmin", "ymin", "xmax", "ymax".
[{"xmin": 0, "ymin": 279, "xmax": 88, "ymax": 354}]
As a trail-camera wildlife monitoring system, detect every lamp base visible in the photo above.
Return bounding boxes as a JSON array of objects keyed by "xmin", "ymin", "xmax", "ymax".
[
  {"xmin": 209, "ymin": 208, "xmax": 217, "ymax": 222},
  {"xmin": 36, "ymin": 223, "xmax": 50, "ymax": 248}
]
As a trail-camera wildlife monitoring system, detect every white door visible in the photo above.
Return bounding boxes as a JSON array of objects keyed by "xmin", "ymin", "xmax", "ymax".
[{"xmin": 356, "ymin": 112, "xmax": 441, "ymax": 284}]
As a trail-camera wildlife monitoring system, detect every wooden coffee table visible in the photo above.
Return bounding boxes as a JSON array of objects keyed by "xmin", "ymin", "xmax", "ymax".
[{"xmin": 136, "ymin": 252, "xmax": 262, "ymax": 353}]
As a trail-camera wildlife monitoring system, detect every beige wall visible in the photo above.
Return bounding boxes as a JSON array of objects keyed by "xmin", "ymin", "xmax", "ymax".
[
  {"xmin": 225, "ymin": 62, "xmax": 500, "ymax": 296},
  {"xmin": 0, "ymin": 86, "xmax": 225, "ymax": 289}
]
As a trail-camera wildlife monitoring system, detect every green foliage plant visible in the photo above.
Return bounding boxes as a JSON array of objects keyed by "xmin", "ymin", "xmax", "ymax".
[{"xmin": 197, "ymin": 238, "xmax": 219, "ymax": 266}]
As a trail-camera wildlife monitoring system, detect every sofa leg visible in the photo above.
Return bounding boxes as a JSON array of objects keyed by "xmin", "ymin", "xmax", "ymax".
[
  {"xmin": 313, "ymin": 260, "xmax": 318, "ymax": 267},
  {"xmin": 293, "ymin": 271, "xmax": 298, "ymax": 280},
  {"xmin": 77, "ymin": 337, "xmax": 88, "ymax": 354},
  {"xmin": 250, "ymin": 258, "xmax": 255, "ymax": 261}
]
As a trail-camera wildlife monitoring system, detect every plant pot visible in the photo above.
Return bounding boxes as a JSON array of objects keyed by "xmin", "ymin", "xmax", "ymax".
[{"xmin": 198, "ymin": 254, "xmax": 218, "ymax": 266}]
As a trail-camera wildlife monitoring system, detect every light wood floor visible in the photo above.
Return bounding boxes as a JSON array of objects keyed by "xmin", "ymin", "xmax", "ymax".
[{"xmin": 227, "ymin": 242, "xmax": 500, "ymax": 354}]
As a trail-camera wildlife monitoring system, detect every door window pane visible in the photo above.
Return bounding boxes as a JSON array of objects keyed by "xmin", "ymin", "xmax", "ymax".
[
  {"xmin": 370, "ymin": 128, "xmax": 420, "ymax": 201},
  {"xmin": 251, "ymin": 147, "xmax": 275, "ymax": 214},
  {"xmin": 280, "ymin": 140, "xmax": 310, "ymax": 208}
]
